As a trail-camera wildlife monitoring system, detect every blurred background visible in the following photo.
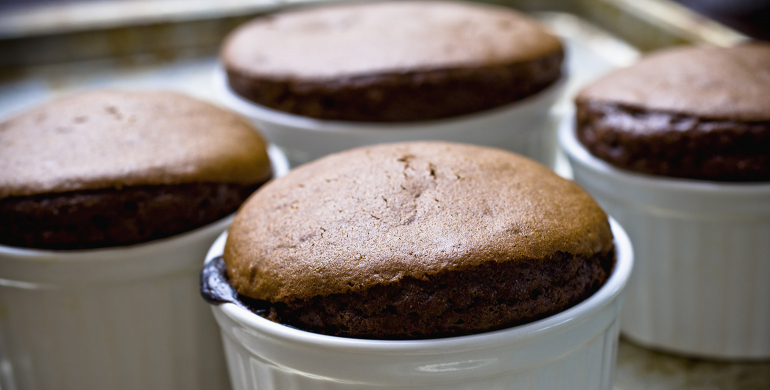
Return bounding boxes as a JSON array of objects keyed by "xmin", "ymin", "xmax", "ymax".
[
  {"xmin": 1, "ymin": 0, "xmax": 769, "ymax": 40},
  {"xmin": 675, "ymin": 0, "xmax": 770, "ymax": 39},
  {"xmin": 0, "ymin": 0, "xmax": 767, "ymax": 70}
]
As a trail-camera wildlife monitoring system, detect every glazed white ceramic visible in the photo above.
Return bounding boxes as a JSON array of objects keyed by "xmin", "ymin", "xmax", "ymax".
[
  {"xmin": 206, "ymin": 219, "xmax": 633, "ymax": 390},
  {"xmin": 214, "ymin": 66, "xmax": 565, "ymax": 168},
  {"xmin": 560, "ymin": 120, "xmax": 770, "ymax": 360},
  {"xmin": 0, "ymin": 146, "xmax": 289, "ymax": 390}
]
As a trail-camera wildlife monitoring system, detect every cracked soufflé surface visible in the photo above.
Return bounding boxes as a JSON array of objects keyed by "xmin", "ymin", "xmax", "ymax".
[
  {"xmin": 0, "ymin": 90, "xmax": 273, "ymax": 249},
  {"xmin": 576, "ymin": 44, "xmax": 770, "ymax": 181},
  {"xmin": 224, "ymin": 142, "xmax": 614, "ymax": 339},
  {"xmin": 222, "ymin": 1, "xmax": 563, "ymax": 122}
]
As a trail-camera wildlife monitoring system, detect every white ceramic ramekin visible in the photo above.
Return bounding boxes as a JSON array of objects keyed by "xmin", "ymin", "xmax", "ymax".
[
  {"xmin": 214, "ymin": 67, "xmax": 565, "ymax": 168},
  {"xmin": 0, "ymin": 146, "xmax": 289, "ymax": 390},
  {"xmin": 559, "ymin": 120, "xmax": 770, "ymax": 360},
  {"xmin": 206, "ymin": 219, "xmax": 632, "ymax": 390}
]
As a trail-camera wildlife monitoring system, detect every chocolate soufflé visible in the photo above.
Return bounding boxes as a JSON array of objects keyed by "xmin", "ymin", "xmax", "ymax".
[
  {"xmin": 575, "ymin": 44, "xmax": 770, "ymax": 181},
  {"xmin": 0, "ymin": 90, "xmax": 273, "ymax": 249},
  {"xmin": 220, "ymin": 142, "xmax": 614, "ymax": 339},
  {"xmin": 221, "ymin": 1, "xmax": 563, "ymax": 122}
]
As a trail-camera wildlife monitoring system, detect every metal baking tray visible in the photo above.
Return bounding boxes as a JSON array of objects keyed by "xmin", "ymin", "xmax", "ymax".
[
  {"xmin": 0, "ymin": 1, "xmax": 766, "ymax": 389},
  {"xmin": 0, "ymin": 0, "xmax": 747, "ymax": 67}
]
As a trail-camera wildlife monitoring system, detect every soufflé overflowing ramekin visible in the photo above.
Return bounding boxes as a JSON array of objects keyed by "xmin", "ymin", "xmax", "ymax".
[
  {"xmin": 560, "ymin": 43, "xmax": 770, "ymax": 359},
  {"xmin": 202, "ymin": 141, "xmax": 633, "ymax": 390},
  {"xmin": 216, "ymin": 1, "xmax": 566, "ymax": 167},
  {"xmin": 0, "ymin": 90, "xmax": 288, "ymax": 390}
]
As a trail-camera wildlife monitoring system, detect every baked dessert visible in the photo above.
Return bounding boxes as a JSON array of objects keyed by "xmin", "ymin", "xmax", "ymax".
[
  {"xmin": 0, "ymin": 90, "xmax": 273, "ymax": 249},
  {"xmin": 575, "ymin": 43, "xmax": 770, "ymax": 181},
  {"xmin": 221, "ymin": 1, "xmax": 564, "ymax": 122},
  {"xmin": 215, "ymin": 142, "xmax": 614, "ymax": 339}
]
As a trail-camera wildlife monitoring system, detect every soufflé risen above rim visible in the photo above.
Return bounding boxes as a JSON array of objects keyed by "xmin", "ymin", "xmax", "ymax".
[
  {"xmin": 0, "ymin": 90, "xmax": 273, "ymax": 249},
  {"xmin": 575, "ymin": 43, "xmax": 770, "ymax": 181},
  {"xmin": 212, "ymin": 142, "xmax": 615, "ymax": 339},
  {"xmin": 221, "ymin": 1, "xmax": 563, "ymax": 122}
]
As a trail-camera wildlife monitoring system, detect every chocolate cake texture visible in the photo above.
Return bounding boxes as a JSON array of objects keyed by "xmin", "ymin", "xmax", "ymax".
[
  {"xmin": 576, "ymin": 44, "xmax": 770, "ymax": 181},
  {"xmin": 221, "ymin": 1, "xmax": 564, "ymax": 122},
  {"xmin": 222, "ymin": 142, "xmax": 615, "ymax": 339},
  {"xmin": 0, "ymin": 90, "xmax": 273, "ymax": 249}
]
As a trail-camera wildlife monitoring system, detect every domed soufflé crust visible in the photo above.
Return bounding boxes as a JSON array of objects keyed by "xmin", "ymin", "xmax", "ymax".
[
  {"xmin": 221, "ymin": 1, "xmax": 563, "ymax": 122},
  {"xmin": 224, "ymin": 142, "xmax": 614, "ymax": 339},
  {"xmin": 0, "ymin": 90, "xmax": 273, "ymax": 249},
  {"xmin": 576, "ymin": 44, "xmax": 770, "ymax": 181}
]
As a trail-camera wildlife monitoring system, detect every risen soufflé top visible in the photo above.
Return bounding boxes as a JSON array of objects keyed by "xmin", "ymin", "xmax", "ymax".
[
  {"xmin": 578, "ymin": 44, "xmax": 770, "ymax": 122},
  {"xmin": 0, "ymin": 90, "xmax": 272, "ymax": 199},
  {"xmin": 224, "ymin": 142, "xmax": 613, "ymax": 302},
  {"xmin": 222, "ymin": 1, "xmax": 561, "ymax": 80}
]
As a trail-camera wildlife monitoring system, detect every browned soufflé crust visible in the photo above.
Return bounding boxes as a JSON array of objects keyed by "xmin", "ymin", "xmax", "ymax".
[
  {"xmin": 576, "ymin": 44, "xmax": 770, "ymax": 181},
  {"xmin": 0, "ymin": 90, "xmax": 273, "ymax": 249},
  {"xmin": 224, "ymin": 142, "xmax": 614, "ymax": 339},
  {"xmin": 221, "ymin": 1, "xmax": 563, "ymax": 122}
]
